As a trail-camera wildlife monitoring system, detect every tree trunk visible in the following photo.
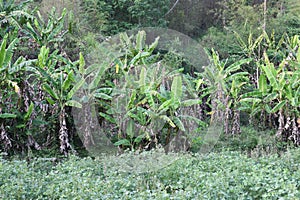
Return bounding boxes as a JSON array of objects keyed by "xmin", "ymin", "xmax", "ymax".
[{"xmin": 59, "ymin": 109, "xmax": 71, "ymax": 155}]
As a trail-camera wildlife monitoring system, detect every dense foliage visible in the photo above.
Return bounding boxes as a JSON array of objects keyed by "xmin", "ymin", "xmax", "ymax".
[{"xmin": 0, "ymin": 0, "xmax": 299, "ymax": 156}]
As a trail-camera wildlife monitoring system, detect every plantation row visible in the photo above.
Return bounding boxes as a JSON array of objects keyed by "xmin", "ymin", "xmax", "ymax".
[{"xmin": 0, "ymin": 1, "xmax": 299, "ymax": 156}]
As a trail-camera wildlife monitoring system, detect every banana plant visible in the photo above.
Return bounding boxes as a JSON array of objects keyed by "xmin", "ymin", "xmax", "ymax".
[
  {"xmin": 71, "ymin": 52, "xmax": 114, "ymax": 150},
  {"xmin": 241, "ymin": 35, "xmax": 300, "ymax": 142},
  {"xmin": 0, "ymin": 35, "xmax": 18, "ymax": 150},
  {"xmin": 196, "ymin": 49, "xmax": 252, "ymax": 134},
  {"xmin": 0, "ymin": 34, "xmax": 39, "ymax": 152},
  {"xmin": 24, "ymin": 7, "xmax": 68, "ymax": 48},
  {"xmin": 112, "ymin": 31, "xmax": 203, "ymax": 151},
  {"xmin": 0, "ymin": 0, "xmax": 33, "ymax": 37},
  {"xmin": 35, "ymin": 46, "xmax": 84, "ymax": 155}
]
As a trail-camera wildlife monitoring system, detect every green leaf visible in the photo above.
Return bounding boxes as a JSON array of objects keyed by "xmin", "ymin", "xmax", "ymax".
[
  {"xmin": 134, "ymin": 134, "xmax": 145, "ymax": 144},
  {"xmin": 158, "ymin": 99, "xmax": 173, "ymax": 112},
  {"xmin": 171, "ymin": 75, "xmax": 182, "ymax": 100},
  {"xmin": 126, "ymin": 119, "xmax": 135, "ymax": 139},
  {"xmin": 139, "ymin": 67, "xmax": 147, "ymax": 87},
  {"xmin": 46, "ymin": 97, "xmax": 55, "ymax": 105},
  {"xmin": 0, "ymin": 113, "xmax": 17, "ymax": 119},
  {"xmin": 270, "ymin": 101, "xmax": 286, "ymax": 113},
  {"xmin": 24, "ymin": 102, "xmax": 34, "ymax": 121},
  {"xmin": 67, "ymin": 78, "xmax": 85, "ymax": 100},
  {"xmin": 241, "ymin": 91, "xmax": 262, "ymax": 98},
  {"xmin": 114, "ymin": 139, "xmax": 131, "ymax": 146},
  {"xmin": 264, "ymin": 93, "xmax": 278, "ymax": 102},
  {"xmin": 145, "ymin": 90, "xmax": 155, "ymax": 109},
  {"xmin": 225, "ymin": 58, "xmax": 252, "ymax": 75},
  {"xmin": 258, "ymin": 74, "xmax": 268, "ymax": 94},
  {"xmin": 160, "ymin": 115, "xmax": 176, "ymax": 128},
  {"xmin": 0, "ymin": 35, "xmax": 7, "ymax": 69},
  {"xmin": 148, "ymin": 36, "xmax": 159, "ymax": 53},
  {"xmin": 89, "ymin": 65, "xmax": 108, "ymax": 90},
  {"xmin": 62, "ymin": 71, "xmax": 74, "ymax": 91},
  {"xmin": 79, "ymin": 52, "xmax": 85, "ymax": 74},
  {"xmin": 136, "ymin": 30, "xmax": 146, "ymax": 51},
  {"xmin": 261, "ymin": 53, "xmax": 279, "ymax": 89},
  {"xmin": 173, "ymin": 117, "xmax": 185, "ymax": 131},
  {"xmin": 43, "ymin": 83, "xmax": 59, "ymax": 100},
  {"xmin": 65, "ymin": 100, "xmax": 82, "ymax": 108},
  {"xmin": 3, "ymin": 38, "xmax": 18, "ymax": 67},
  {"xmin": 99, "ymin": 112, "xmax": 116, "ymax": 124},
  {"xmin": 94, "ymin": 93, "xmax": 112, "ymax": 100}
]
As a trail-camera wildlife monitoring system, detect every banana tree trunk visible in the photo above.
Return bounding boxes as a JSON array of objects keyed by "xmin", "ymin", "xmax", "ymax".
[
  {"xmin": 59, "ymin": 108, "xmax": 71, "ymax": 155},
  {"xmin": 0, "ymin": 124, "xmax": 12, "ymax": 151},
  {"xmin": 276, "ymin": 109, "xmax": 284, "ymax": 139},
  {"xmin": 231, "ymin": 109, "xmax": 241, "ymax": 135},
  {"xmin": 289, "ymin": 116, "xmax": 300, "ymax": 145}
]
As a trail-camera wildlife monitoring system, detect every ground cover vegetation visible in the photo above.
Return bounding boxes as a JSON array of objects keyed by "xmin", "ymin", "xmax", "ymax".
[
  {"xmin": 1, "ymin": 149, "xmax": 300, "ymax": 199},
  {"xmin": 0, "ymin": 0, "xmax": 299, "ymax": 198}
]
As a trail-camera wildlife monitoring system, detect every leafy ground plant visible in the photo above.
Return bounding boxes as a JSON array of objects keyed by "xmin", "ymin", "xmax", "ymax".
[{"xmin": 1, "ymin": 149, "xmax": 300, "ymax": 199}]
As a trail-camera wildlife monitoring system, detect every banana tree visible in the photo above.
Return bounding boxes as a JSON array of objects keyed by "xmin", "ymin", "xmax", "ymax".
[
  {"xmin": 241, "ymin": 36, "xmax": 300, "ymax": 143},
  {"xmin": 71, "ymin": 52, "xmax": 114, "ymax": 151},
  {"xmin": 196, "ymin": 49, "xmax": 252, "ymax": 134},
  {"xmin": 34, "ymin": 46, "xmax": 84, "ymax": 155},
  {"xmin": 0, "ymin": 34, "xmax": 39, "ymax": 152},
  {"xmin": 111, "ymin": 31, "xmax": 202, "ymax": 151},
  {"xmin": 24, "ymin": 7, "xmax": 68, "ymax": 49},
  {"xmin": 0, "ymin": 0, "xmax": 33, "ymax": 37}
]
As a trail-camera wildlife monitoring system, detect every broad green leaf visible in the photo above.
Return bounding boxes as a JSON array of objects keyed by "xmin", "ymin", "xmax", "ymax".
[
  {"xmin": 43, "ymin": 84, "xmax": 59, "ymax": 100},
  {"xmin": 46, "ymin": 97, "xmax": 55, "ymax": 105},
  {"xmin": 264, "ymin": 93, "xmax": 278, "ymax": 102},
  {"xmin": 134, "ymin": 134, "xmax": 145, "ymax": 144},
  {"xmin": 126, "ymin": 119, "xmax": 135, "ymax": 139},
  {"xmin": 94, "ymin": 88, "xmax": 112, "ymax": 94},
  {"xmin": 171, "ymin": 75, "xmax": 182, "ymax": 100},
  {"xmin": 26, "ymin": 21, "xmax": 40, "ymax": 44},
  {"xmin": 89, "ymin": 65, "xmax": 108, "ymax": 90},
  {"xmin": 65, "ymin": 100, "xmax": 82, "ymax": 108},
  {"xmin": 114, "ymin": 139, "xmax": 131, "ymax": 146},
  {"xmin": 148, "ymin": 36, "xmax": 159, "ymax": 53},
  {"xmin": 129, "ymin": 51, "xmax": 151, "ymax": 66},
  {"xmin": 94, "ymin": 93, "xmax": 112, "ymax": 100},
  {"xmin": 258, "ymin": 74, "xmax": 267, "ymax": 94},
  {"xmin": 0, "ymin": 35, "xmax": 7, "ymax": 69},
  {"xmin": 99, "ymin": 112, "xmax": 116, "ymax": 124},
  {"xmin": 139, "ymin": 67, "xmax": 147, "ymax": 87},
  {"xmin": 225, "ymin": 58, "xmax": 252, "ymax": 75},
  {"xmin": 79, "ymin": 52, "xmax": 85, "ymax": 74},
  {"xmin": 67, "ymin": 78, "xmax": 85, "ymax": 100},
  {"xmin": 0, "ymin": 113, "xmax": 17, "ymax": 119},
  {"xmin": 261, "ymin": 53, "xmax": 278, "ymax": 89},
  {"xmin": 62, "ymin": 71, "xmax": 74, "ymax": 91},
  {"xmin": 173, "ymin": 117, "xmax": 185, "ymax": 131},
  {"xmin": 145, "ymin": 90, "xmax": 155, "ymax": 109},
  {"xmin": 24, "ymin": 102, "xmax": 34, "ymax": 121},
  {"xmin": 136, "ymin": 30, "xmax": 146, "ymax": 51},
  {"xmin": 127, "ymin": 90, "xmax": 137, "ymax": 109},
  {"xmin": 3, "ymin": 38, "xmax": 18, "ymax": 66},
  {"xmin": 270, "ymin": 100, "xmax": 286, "ymax": 113},
  {"xmin": 160, "ymin": 115, "xmax": 176, "ymax": 128},
  {"xmin": 241, "ymin": 91, "xmax": 262, "ymax": 98},
  {"xmin": 158, "ymin": 99, "xmax": 173, "ymax": 112}
]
